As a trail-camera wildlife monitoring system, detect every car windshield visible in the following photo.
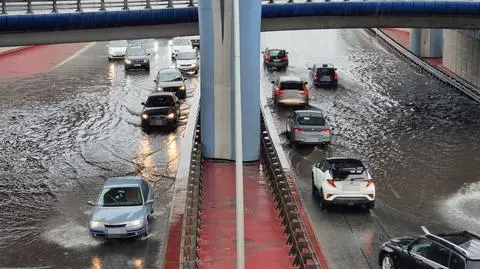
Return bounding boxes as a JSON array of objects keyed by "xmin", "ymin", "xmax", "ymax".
[
  {"xmin": 110, "ymin": 40, "xmax": 128, "ymax": 47},
  {"xmin": 297, "ymin": 116, "xmax": 325, "ymax": 126},
  {"xmin": 330, "ymin": 160, "xmax": 367, "ymax": 181},
  {"xmin": 176, "ymin": 52, "xmax": 197, "ymax": 60},
  {"xmin": 316, "ymin": 67, "xmax": 335, "ymax": 76},
  {"xmin": 279, "ymin": 82, "xmax": 303, "ymax": 91},
  {"xmin": 267, "ymin": 50, "xmax": 285, "ymax": 57},
  {"xmin": 127, "ymin": 47, "xmax": 146, "ymax": 56},
  {"xmin": 158, "ymin": 70, "xmax": 183, "ymax": 82},
  {"xmin": 145, "ymin": 96, "xmax": 174, "ymax": 107},
  {"xmin": 99, "ymin": 187, "xmax": 143, "ymax": 207},
  {"xmin": 172, "ymin": 39, "xmax": 191, "ymax": 46}
]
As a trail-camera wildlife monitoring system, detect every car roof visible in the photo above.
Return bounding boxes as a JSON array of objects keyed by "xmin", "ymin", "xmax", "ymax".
[
  {"xmin": 104, "ymin": 176, "xmax": 144, "ymax": 188},
  {"xmin": 325, "ymin": 158, "xmax": 365, "ymax": 167},
  {"xmin": 266, "ymin": 48, "xmax": 286, "ymax": 51},
  {"xmin": 316, "ymin": 64, "xmax": 335, "ymax": 69},
  {"xmin": 428, "ymin": 231, "xmax": 480, "ymax": 260},
  {"xmin": 147, "ymin": 92, "xmax": 176, "ymax": 98},
  {"xmin": 127, "ymin": 44, "xmax": 144, "ymax": 49},
  {"xmin": 279, "ymin": 76, "xmax": 303, "ymax": 82},
  {"xmin": 294, "ymin": 110, "xmax": 324, "ymax": 117},
  {"xmin": 177, "ymin": 49, "xmax": 197, "ymax": 53}
]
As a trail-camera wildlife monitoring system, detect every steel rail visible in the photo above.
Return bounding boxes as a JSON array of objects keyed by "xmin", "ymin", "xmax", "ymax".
[{"xmin": 366, "ymin": 28, "xmax": 480, "ymax": 103}]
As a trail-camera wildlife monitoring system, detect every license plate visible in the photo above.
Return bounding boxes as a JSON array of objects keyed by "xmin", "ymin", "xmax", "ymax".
[
  {"xmin": 107, "ymin": 227, "xmax": 127, "ymax": 234},
  {"xmin": 320, "ymin": 76, "xmax": 331, "ymax": 81},
  {"xmin": 348, "ymin": 202, "xmax": 355, "ymax": 206},
  {"xmin": 273, "ymin": 59, "xmax": 281, "ymax": 62},
  {"xmin": 134, "ymin": 64, "xmax": 141, "ymax": 67},
  {"xmin": 151, "ymin": 119, "xmax": 165, "ymax": 126}
]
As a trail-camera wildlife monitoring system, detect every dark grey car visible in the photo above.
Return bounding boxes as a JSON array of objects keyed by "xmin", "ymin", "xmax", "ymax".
[
  {"xmin": 124, "ymin": 45, "xmax": 150, "ymax": 71},
  {"xmin": 140, "ymin": 92, "xmax": 180, "ymax": 129},
  {"xmin": 154, "ymin": 68, "xmax": 187, "ymax": 99},
  {"xmin": 286, "ymin": 110, "xmax": 332, "ymax": 145}
]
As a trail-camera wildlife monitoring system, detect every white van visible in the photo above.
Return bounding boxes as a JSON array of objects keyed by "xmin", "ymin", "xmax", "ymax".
[{"xmin": 170, "ymin": 37, "xmax": 193, "ymax": 59}]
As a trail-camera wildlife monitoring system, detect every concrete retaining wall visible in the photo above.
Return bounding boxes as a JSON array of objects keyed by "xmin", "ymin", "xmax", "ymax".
[{"xmin": 443, "ymin": 30, "xmax": 480, "ymax": 87}]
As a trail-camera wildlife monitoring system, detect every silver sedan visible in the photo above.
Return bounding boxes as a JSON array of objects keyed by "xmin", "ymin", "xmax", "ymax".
[
  {"xmin": 286, "ymin": 110, "xmax": 332, "ymax": 145},
  {"xmin": 87, "ymin": 176, "xmax": 155, "ymax": 239},
  {"xmin": 271, "ymin": 75, "xmax": 309, "ymax": 107}
]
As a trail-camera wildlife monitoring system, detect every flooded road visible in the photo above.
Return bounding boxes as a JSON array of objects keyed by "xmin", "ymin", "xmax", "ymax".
[
  {"xmin": 261, "ymin": 29, "xmax": 480, "ymax": 268},
  {"xmin": 0, "ymin": 39, "xmax": 197, "ymax": 268}
]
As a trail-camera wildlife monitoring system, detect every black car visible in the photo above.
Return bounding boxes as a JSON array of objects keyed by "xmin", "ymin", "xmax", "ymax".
[
  {"xmin": 154, "ymin": 68, "xmax": 188, "ymax": 99},
  {"xmin": 379, "ymin": 227, "xmax": 480, "ymax": 269},
  {"xmin": 262, "ymin": 48, "xmax": 288, "ymax": 70},
  {"xmin": 124, "ymin": 45, "xmax": 150, "ymax": 71},
  {"xmin": 308, "ymin": 64, "xmax": 338, "ymax": 88},
  {"xmin": 141, "ymin": 92, "xmax": 180, "ymax": 129}
]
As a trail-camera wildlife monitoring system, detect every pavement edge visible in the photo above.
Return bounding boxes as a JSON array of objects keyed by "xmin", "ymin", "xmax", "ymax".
[
  {"xmin": 160, "ymin": 81, "xmax": 201, "ymax": 269},
  {"xmin": 0, "ymin": 46, "xmax": 35, "ymax": 56},
  {"xmin": 260, "ymin": 90, "xmax": 330, "ymax": 269}
]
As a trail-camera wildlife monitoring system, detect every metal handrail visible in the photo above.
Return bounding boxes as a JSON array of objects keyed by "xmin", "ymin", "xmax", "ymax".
[
  {"xmin": 260, "ymin": 113, "xmax": 321, "ymax": 269},
  {"xmin": 366, "ymin": 28, "xmax": 480, "ymax": 103}
]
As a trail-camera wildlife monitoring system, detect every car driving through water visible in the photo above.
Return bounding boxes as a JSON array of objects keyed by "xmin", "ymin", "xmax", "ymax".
[
  {"xmin": 308, "ymin": 63, "xmax": 338, "ymax": 88},
  {"xmin": 154, "ymin": 68, "xmax": 187, "ymax": 99},
  {"xmin": 107, "ymin": 40, "xmax": 128, "ymax": 60},
  {"xmin": 175, "ymin": 49, "xmax": 199, "ymax": 75},
  {"xmin": 124, "ymin": 44, "xmax": 150, "ymax": 71},
  {"xmin": 141, "ymin": 92, "xmax": 180, "ymax": 129},
  {"xmin": 271, "ymin": 76, "xmax": 309, "ymax": 107},
  {"xmin": 87, "ymin": 177, "xmax": 155, "ymax": 239},
  {"xmin": 312, "ymin": 158, "xmax": 375, "ymax": 210},
  {"xmin": 170, "ymin": 37, "xmax": 193, "ymax": 59},
  {"xmin": 286, "ymin": 110, "xmax": 332, "ymax": 145}
]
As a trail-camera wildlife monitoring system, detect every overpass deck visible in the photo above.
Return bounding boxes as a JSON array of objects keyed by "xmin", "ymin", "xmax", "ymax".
[{"xmin": 196, "ymin": 160, "xmax": 294, "ymax": 269}]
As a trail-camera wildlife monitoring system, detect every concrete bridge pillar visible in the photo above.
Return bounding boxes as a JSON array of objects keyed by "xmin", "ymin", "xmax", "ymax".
[
  {"xmin": 409, "ymin": 28, "xmax": 443, "ymax": 57},
  {"xmin": 198, "ymin": 0, "xmax": 261, "ymax": 161}
]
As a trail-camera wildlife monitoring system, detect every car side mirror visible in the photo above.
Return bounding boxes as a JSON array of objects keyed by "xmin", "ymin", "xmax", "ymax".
[
  {"xmin": 141, "ymin": 102, "xmax": 145, "ymax": 105},
  {"xmin": 261, "ymin": 51, "xmax": 264, "ymax": 54},
  {"xmin": 307, "ymin": 68, "xmax": 312, "ymax": 70},
  {"xmin": 87, "ymin": 201, "xmax": 95, "ymax": 206},
  {"xmin": 286, "ymin": 52, "xmax": 289, "ymax": 54},
  {"xmin": 183, "ymin": 78, "xmax": 187, "ymax": 81},
  {"xmin": 334, "ymin": 68, "xmax": 337, "ymax": 70},
  {"xmin": 270, "ymin": 80, "xmax": 275, "ymax": 84},
  {"xmin": 304, "ymin": 82, "xmax": 308, "ymax": 85},
  {"xmin": 147, "ymin": 53, "xmax": 151, "ymax": 56},
  {"xmin": 154, "ymin": 79, "xmax": 158, "ymax": 83},
  {"xmin": 145, "ymin": 199, "xmax": 154, "ymax": 205}
]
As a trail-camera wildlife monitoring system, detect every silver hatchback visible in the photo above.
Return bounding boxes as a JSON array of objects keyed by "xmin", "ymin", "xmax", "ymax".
[
  {"xmin": 87, "ymin": 176, "xmax": 155, "ymax": 239},
  {"xmin": 286, "ymin": 110, "xmax": 332, "ymax": 145},
  {"xmin": 271, "ymin": 76, "xmax": 309, "ymax": 107}
]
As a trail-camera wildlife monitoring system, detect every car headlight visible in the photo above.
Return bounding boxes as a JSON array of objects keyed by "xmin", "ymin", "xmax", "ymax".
[
  {"xmin": 192, "ymin": 63, "xmax": 198, "ymax": 67},
  {"xmin": 176, "ymin": 64, "xmax": 181, "ymax": 68},
  {"xmin": 141, "ymin": 113, "xmax": 149, "ymax": 120},
  {"xmin": 127, "ymin": 219, "xmax": 144, "ymax": 227},
  {"xmin": 157, "ymin": 87, "xmax": 163, "ymax": 91},
  {"xmin": 125, "ymin": 59, "xmax": 131, "ymax": 64},
  {"xmin": 167, "ymin": 113, "xmax": 175, "ymax": 119},
  {"xmin": 179, "ymin": 86, "xmax": 186, "ymax": 91},
  {"xmin": 143, "ymin": 58, "xmax": 149, "ymax": 63},
  {"xmin": 90, "ymin": 220, "xmax": 104, "ymax": 228}
]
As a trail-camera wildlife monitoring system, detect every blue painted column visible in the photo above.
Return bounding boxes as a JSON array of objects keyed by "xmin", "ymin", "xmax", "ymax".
[
  {"xmin": 198, "ymin": 0, "xmax": 261, "ymax": 161},
  {"xmin": 409, "ymin": 28, "xmax": 421, "ymax": 56},
  {"xmin": 429, "ymin": 29, "xmax": 443, "ymax": 58}
]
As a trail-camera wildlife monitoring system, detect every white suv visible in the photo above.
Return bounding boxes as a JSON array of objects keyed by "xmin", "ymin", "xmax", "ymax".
[
  {"xmin": 170, "ymin": 37, "xmax": 193, "ymax": 59},
  {"xmin": 312, "ymin": 157, "xmax": 375, "ymax": 210}
]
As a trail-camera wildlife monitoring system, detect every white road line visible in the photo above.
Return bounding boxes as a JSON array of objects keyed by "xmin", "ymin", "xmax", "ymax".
[
  {"xmin": 51, "ymin": 42, "xmax": 97, "ymax": 70},
  {"xmin": 387, "ymin": 184, "xmax": 401, "ymax": 199}
]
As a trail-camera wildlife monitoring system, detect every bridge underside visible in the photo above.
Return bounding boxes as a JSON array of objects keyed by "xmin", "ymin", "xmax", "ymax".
[{"xmin": 2, "ymin": 16, "xmax": 480, "ymax": 46}]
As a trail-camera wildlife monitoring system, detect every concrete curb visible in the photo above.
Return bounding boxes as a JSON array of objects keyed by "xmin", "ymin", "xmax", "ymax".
[{"xmin": 0, "ymin": 46, "xmax": 34, "ymax": 56}]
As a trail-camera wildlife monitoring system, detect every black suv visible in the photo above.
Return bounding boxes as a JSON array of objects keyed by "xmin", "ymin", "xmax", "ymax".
[
  {"xmin": 379, "ymin": 227, "xmax": 480, "ymax": 269},
  {"xmin": 308, "ymin": 64, "xmax": 338, "ymax": 88},
  {"xmin": 140, "ymin": 92, "xmax": 180, "ymax": 129},
  {"xmin": 262, "ymin": 48, "xmax": 288, "ymax": 70},
  {"xmin": 124, "ymin": 44, "xmax": 150, "ymax": 71}
]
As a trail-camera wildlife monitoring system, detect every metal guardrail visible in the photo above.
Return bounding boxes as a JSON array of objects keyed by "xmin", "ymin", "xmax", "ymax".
[
  {"xmin": 366, "ymin": 28, "xmax": 480, "ymax": 103},
  {"xmin": 260, "ymin": 114, "xmax": 321, "ymax": 269},
  {"xmin": 179, "ymin": 115, "xmax": 202, "ymax": 269}
]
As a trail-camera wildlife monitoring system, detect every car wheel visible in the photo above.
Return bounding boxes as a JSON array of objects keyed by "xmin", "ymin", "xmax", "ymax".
[
  {"xmin": 144, "ymin": 219, "xmax": 149, "ymax": 237},
  {"xmin": 319, "ymin": 189, "xmax": 328, "ymax": 211},
  {"xmin": 180, "ymin": 92, "xmax": 187, "ymax": 99},
  {"xmin": 367, "ymin": 202, "xmax": 375, "ymax": 210},
  {"xmin": 381, "ymin": 254, "xmax": 394, "ymax": 269}
]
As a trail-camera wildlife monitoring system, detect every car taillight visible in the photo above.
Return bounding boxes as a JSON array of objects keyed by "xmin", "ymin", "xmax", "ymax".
[
  {"xmin": 366, "ymin": 179, "xmax": 375, "ymax": 187},
  {"xmin": 319, "ymin": 129, "xmax": 330, "ymax": 134},
  {"xmin": 294, "ymin": 128, "xmax": 304, "ymax": 133},
  {"xmin": 282, "ymin": 55, "xmax": 288, "ymax": 61},
  {"xmin": 314, "ymin": 74, "xmax": 318, "ymax": 80},
  {"xmin": 327, "ymin": 179, "xmax": 336, "ymax": 188},
  {"xmin": 299, "ymin": 88, "xmax": 308, "ymax": 96},
  {"xmin": 274, "ymin": 88, "xmax": 284, "ymax": 95},
  {"xmin": 264, "ymin": 55, "xmax": 271, "ymax": 61},
  {"xmin": 334, "ymin": 73, "xmax": 339, "ymax": 81}
]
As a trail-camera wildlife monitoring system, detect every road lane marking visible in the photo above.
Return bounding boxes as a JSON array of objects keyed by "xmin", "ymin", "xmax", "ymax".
[
  {"xmin": 387, "ymin": 184, "xmax": 401, "ymax": 199},
  {"xmin": 51, "ymin": 42, "xmax": 97, "ymax": 70}
]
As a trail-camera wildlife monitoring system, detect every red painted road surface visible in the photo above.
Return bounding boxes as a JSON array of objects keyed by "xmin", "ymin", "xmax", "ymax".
[
  {"xmin": 381, "ymin": 28, "xmax": 443, "ymax": 66},
  {"xmin": 197, "ymin": 161, "xmax": 293, "ymax": 269},
  {"xmin": 0, "ymin": 43, "xmax": 88, "ymax": 79}
]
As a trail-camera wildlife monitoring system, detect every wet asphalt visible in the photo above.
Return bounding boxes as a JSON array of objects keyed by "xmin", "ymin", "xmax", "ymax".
[
  {"xmin": 261, "ymin": 29, "xmax": 480, "ymax": 269},
  {"xmin": 0, "ymin": 39, "xmax": 198, "ymax": 269},
  {"xmin": 1, "ymin": 29, "xmax": 480, "ymax": 269}
]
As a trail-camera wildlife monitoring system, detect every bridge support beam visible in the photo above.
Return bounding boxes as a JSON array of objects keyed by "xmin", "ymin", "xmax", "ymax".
[
  {"xmin": 409, "ymin": 28, "xmax": 443, "ymax": 57},
  {"xmin": 198, "ymin": 0, "xmax": 261, "ymax": 161}
]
